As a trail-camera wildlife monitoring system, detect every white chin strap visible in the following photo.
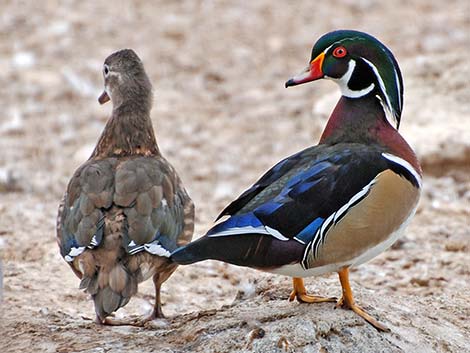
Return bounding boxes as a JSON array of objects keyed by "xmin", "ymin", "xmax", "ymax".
[{"xmin": 326, "ymin": 60, "xmax": 375, "ymax": 98}]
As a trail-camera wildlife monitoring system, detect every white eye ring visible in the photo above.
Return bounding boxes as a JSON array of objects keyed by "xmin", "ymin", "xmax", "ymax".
[{"xmin": 103, "ymin": 65, "xmax": 110, "ymax": 76}]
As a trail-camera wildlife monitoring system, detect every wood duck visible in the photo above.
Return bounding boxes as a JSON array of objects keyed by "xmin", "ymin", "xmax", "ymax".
[
  {"xmin": 172, "ymin": 30, "xmax": 422, "ymax": 331},
  {"xmin": 56, "ymin": 49, "xmax": 194, "ymax": 326}
]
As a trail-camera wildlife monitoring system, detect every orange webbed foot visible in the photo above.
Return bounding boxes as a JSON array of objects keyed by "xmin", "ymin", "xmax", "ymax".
[
  {"xmin": 288, "ymin": 277, "xmax": 337, "ymax": 303},
  {"xmin": 337, "ymin": 268, "xmax": 390, "ymax": 332}
]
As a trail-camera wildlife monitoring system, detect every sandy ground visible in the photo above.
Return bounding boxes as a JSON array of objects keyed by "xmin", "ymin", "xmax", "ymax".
[{"xmin": 0, "ymin": 1, "xmax": 469, "ymax": 352}]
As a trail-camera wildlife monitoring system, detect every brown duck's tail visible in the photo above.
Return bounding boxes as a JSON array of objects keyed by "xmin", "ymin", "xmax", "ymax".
[
  {"xmin": 76, "ymin": 250, "xmax": 138, "ymax": 322},
  {"xmin": 81, "ymin": 263, "xmax": 138, "ymax": 322}
]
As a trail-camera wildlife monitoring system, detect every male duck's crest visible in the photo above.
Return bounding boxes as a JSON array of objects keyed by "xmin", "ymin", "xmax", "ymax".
[{"xmin": 286, "ymin": 30, "xmax": 403, "ymax": 129}]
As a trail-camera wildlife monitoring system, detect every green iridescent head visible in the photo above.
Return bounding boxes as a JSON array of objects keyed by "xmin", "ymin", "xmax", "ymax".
[{"xmin": 286, "ymin": 30, "xmax": 404, "ymax": 129}]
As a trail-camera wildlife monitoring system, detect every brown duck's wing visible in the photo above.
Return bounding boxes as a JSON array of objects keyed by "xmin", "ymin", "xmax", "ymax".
[
  {"xmin": 57, "ymin": 158, "xmax": 115, "ymax": 263},
  {"xmin": 115, "ymin": 157, "xmax": 194, "ymax": 255},
  {"xmin": 56, "ymin": 156, "xmax": 194, "ymax": 265}
]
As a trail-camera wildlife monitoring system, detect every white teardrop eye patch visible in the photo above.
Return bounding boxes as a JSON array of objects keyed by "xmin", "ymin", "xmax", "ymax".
[
  {"xmin": 103, "ymin": 64, "xmax": 110, "ymax": 76},
  {"xmin": 332, "ymin": 46, "xmax": 347, "ymax": 58}
]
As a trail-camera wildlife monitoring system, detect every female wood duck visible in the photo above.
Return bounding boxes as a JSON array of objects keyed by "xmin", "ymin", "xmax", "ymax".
[
  {"xmin": 172, "ymin": 30, "xmax": 422, "ymax": 331},
  {"xmin": 56, "ymin": 49, "xmax": 194, "ymax": 326}
]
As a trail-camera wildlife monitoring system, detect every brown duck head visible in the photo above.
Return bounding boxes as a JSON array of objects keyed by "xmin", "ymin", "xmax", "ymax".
[{"xmin": 98, "ymin": 49, "xmax": 153, "ymax": 111}]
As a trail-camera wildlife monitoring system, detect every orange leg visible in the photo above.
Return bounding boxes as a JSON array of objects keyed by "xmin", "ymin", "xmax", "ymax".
[
  {"xmin": 288, "ymin": 277, "xmax": 337, "ymax": 303},
  {"xmin": 336, "ymin": 267, "xmax": 390, "ymax": 332}
]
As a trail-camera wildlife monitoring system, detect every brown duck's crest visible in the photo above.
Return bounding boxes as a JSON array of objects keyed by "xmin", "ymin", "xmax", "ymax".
[
  {"xmin": 104, "ymin": 49, "xmax": 144, "ymax": 70},
  {"xmin": 105, "ymin": 49, "xmax": 140, "ymax": 61}
]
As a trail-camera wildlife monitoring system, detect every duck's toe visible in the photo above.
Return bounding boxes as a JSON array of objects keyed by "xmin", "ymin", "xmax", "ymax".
[
  {"xmin": 100, "ymin": 312, "xmax": 163, "ymax": 327},
  {"xmin": 337, "ymin": 299, "xmax": 390, "ymax": 332},
  {"xmin": 288, "ymin": 277, "xmax": 337, "ymax": 303},
  {"xmin": 290, "ymin": 291, "xmax": 337, "ymax": 304}
]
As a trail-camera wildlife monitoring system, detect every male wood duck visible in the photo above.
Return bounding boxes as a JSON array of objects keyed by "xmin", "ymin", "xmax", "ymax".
[
  {"xmin": 172, "ymin": 30, "xmax": 422, "ymax": 331},
  {"xmin": 56, "ymin": 49, "xmax": 194, "ymax": 326}
]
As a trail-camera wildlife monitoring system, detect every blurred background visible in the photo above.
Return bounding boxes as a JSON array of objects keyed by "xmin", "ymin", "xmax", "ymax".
[{"xmin": 0, "ymin": 1, "xmax": 468, "ymax": 352}]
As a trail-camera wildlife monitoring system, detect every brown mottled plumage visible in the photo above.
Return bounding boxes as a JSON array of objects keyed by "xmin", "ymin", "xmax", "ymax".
[{"xmin": 56, "ymin": 49, "xmax": 194, "ymax": 325}]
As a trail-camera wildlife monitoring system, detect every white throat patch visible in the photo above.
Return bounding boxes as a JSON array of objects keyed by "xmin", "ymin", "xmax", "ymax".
[{"xmin": 326, "ymin": 60, "xmax": 375, "ymax": 98}]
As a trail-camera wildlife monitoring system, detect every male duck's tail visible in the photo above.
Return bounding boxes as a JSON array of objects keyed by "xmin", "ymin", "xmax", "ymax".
[{"xmin": 171, "ymin": 234, "xmax": 303, "ymax": 268}]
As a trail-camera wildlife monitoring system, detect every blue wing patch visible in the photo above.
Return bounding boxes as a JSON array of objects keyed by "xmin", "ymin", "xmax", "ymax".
[
  {"xmin": 285, "ymin": 161, "xmax": 331, "ymax": 189},
  {"xmin": 208, "ymin": 213, "xmax": 263, "ymax": 236},
  {"xmin": 63, "ymin": 217, "xmax": 105, "ymax": 262},
  {"xmin": 294, "ymin": 217, "xmax": 324, "ymax": 244}
]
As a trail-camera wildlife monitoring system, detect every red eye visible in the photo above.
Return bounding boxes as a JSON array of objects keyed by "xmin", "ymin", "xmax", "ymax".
[{"xmin": 332, "ymin": 46, "xmax": 347, "ymax": 58}]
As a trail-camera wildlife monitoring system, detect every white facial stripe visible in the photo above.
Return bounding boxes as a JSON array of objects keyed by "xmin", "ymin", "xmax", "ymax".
[
  {"xmin": 322, "ymin": 37, "xmax": 362, "ymax": 56},
  {"xmin": 381, "ymin": 153, "xmax": 422, "ymax": 188},
  {"xmin": 326, "ymin": 60, "xmax": 375, "ymax": 98},
  {"xmin": 380, "ymin": 46, "xmax": 402, "ymax": 111},
  {"xmin": 394, "ymin": 66, "xmax": 402, "ymax": 109},
  {"xmin": 323, "ymin": 43, "xmax": 335, "ymax": 55},
  {"xmin": 375, "ymin": 94, "xmax": 398, "ymax": 129},
  {"xmin": 361, "ymin": 58, "xmax": 395, "ymax": 115}
]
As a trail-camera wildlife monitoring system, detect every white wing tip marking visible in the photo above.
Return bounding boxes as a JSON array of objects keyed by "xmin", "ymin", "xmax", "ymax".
[
  {"xmin": 265, "ymin": 226, "xmax": 289, "ymax": 241},
  {"xmin": 208, "ymin": 225, "xmax": 289, "ymax": 241},
  {"xmin": 65, "ymin": 246, "xmax": 85, "ymax": 262},
  {"xmin": 144, "ymin": 242, "xmax": 171, "ymax": 257}
]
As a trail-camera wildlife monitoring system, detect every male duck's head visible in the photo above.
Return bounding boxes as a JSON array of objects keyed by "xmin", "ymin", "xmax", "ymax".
[
  {"xmin": 286, "ymin": 30, "xmax": 403, "ymax": 129},
  {"xmin": 98, "ymin": 49, "xmax": 152, "ymax": 109}
]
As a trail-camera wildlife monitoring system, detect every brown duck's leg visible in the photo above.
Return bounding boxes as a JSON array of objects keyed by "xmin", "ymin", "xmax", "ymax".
[
  {"xmin": 100, "ymin": 274, "xmax": 165, "ymax": 327},
  {"xmin": 336, "ymin": 267, "xmax": 390, "ymax": 332},
  {"xmin": 288, "ymin": 277, "xmax": 337, "ymax": 303},
  {"xmin": 149, "ymin": 273, "xmax": 164, "ymax": 319}
]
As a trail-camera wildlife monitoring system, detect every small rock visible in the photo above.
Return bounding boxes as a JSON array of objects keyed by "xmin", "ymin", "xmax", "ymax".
[
  {"xmin": 316, "ymin": 320, "xmax": 333, "ymax": 337},
  {"xmin": 444, "ymin": 241, "xmax": 467, "ymax": 252},
  {"xmin": 246, "ymin": 326, "xmax": 266, "ymax": 348},
  {"xmin": 277, "ymin": 336, "xmax": 290, "ymax": 352},
  {"xmin": 12, "ymin": 51, "xmax": 35, "ymax": 69},
  {"xmin": 234, "ymin": 280, "xmax": 256, "ymax": 301},
  {"xmin": 0, "ymin": 168, "xmax": 23, "ymax": 192},
  {"xmin": 410, "ymin": 277, "xmax": 430, "ymax": 287},
  {"xmin": 0, "ymin": 108, "xmax": 24, "ymax": 135}
]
